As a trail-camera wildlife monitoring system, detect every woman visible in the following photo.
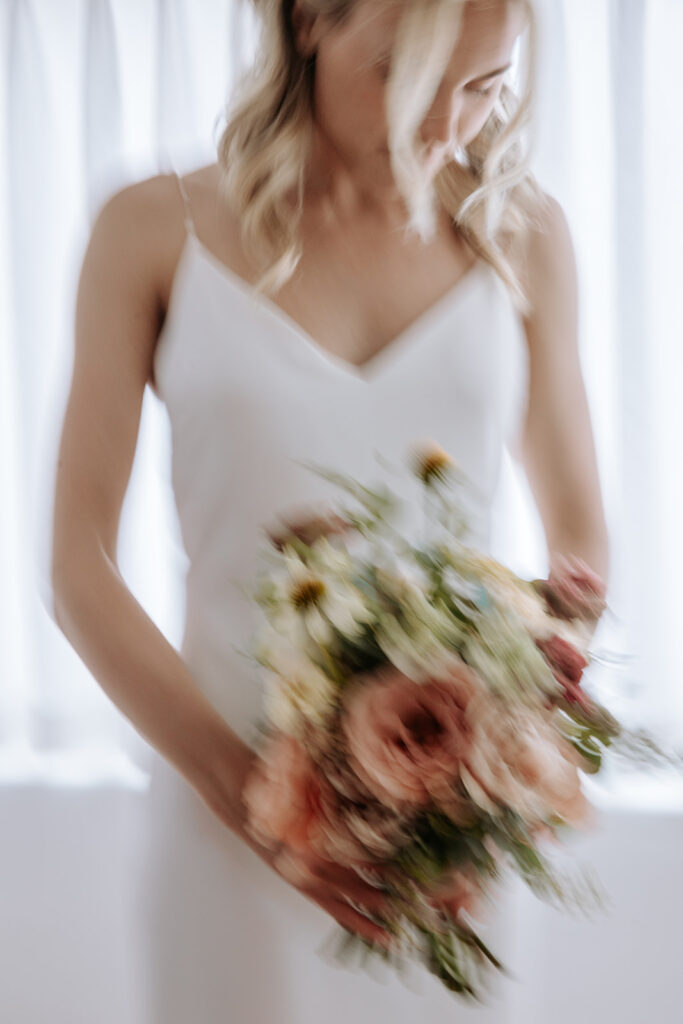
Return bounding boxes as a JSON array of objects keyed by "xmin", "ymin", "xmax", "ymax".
[{"xmin": 51, "ymin": 0, "xmax": 609, "ymax": 1019}]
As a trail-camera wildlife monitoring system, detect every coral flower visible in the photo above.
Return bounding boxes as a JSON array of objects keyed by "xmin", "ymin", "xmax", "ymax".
[{"xmin": 341, "ymin": 660, "xmax": 483, "ymax": 813}]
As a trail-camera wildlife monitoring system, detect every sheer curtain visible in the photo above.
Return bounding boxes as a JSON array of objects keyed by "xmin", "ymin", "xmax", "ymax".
[
  {"xmin": 1, "ymin": 0, "xmax": 260, "ymax": 781},
  {"xmin": 2, "ymin": 0, "xmax": 681, "ymax": 793}
]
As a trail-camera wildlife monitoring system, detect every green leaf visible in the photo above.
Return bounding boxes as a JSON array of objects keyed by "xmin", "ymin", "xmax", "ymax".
[{"xmin": 570, "ymin": 739, "xmax": 603, "ymax": 773}]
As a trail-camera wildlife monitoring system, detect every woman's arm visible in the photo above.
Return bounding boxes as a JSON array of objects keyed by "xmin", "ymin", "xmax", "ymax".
[
  {"xmin": 49, "ymin": 179, "xmax": 444, "ymax": 945},
  {"xmin": 516, "ymin": 192, "xmax": 610, "ymax": 607},
  {"xmin": 50, "ymin": 178, "xmax": 259, "ymax": 846}
]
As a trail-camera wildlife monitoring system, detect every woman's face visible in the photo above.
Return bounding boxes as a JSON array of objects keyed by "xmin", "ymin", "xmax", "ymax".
[{"xmin": 297, "ymin": 0, "xmax": 527, "ymax": 179}]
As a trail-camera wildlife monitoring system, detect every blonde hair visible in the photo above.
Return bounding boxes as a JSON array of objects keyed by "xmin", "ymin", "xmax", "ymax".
[{"xmin": 215, "ymin": 0, "xmax": 549, "ymax": 315}]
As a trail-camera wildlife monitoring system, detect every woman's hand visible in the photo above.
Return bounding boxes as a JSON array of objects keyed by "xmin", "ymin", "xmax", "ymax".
[
  {"xmin": 206, "ymin": 741, "xmax": 396, "ymax": 950},
  {"xmin": 530, "ymin": 553, "xmax": 607, "ymax": 622},
  {"xmin": 268, "ymin": 845, "xmax": 396, "ymax": 950}
]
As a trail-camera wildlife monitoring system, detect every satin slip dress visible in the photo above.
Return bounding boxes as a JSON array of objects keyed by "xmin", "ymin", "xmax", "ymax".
[{"xmin": 133, "ymin": 168, "xmax": 530, "ymax": 1023}]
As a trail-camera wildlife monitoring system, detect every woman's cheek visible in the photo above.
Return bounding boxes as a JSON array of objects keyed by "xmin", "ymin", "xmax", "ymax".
[
  {"xmin": 462, "ymin": 106, "xmax": 495, "ymax": 146},
  {"xmin": 357, "ymin": 93, "xmax": 387, "ymax": 149}
]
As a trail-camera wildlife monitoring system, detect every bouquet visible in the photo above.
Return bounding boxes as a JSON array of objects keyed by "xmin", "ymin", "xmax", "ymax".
[{"xmin": 238, "ymin": 441, "xmax": 682, "ymax": 1002}]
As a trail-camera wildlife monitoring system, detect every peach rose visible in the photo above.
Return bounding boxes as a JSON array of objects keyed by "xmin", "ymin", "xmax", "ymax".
[
  {"xmin": 242, "ymin": 732, "xmax": 323, "ymax": 856},
  {"xmin": 242, "ymin": 732, "xmax": 373, "ymax": 867},
  {"xmin": 340, "ymin": 661, "xmax": 482, "ymax": 814},
  {"xmin": 461, "ymin": 692, "xmax": 595, "ymax": 829}
]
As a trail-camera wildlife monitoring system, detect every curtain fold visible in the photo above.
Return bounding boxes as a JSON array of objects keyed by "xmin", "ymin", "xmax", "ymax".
[
  {"xmin": 7, "ymin": 0, "xmax": 77, "ymax": 754},
  {"xmin": 156, "ymin": 0, "xmax": 198, "ymax": 162},
  {"xmin": 84, "ymin": 0, "xmax": 124, "ymax": 218},
  {"xmin": 641, "ymin": 0, "xmax": 683, "ymax": 734},
  {"xmin": 1, "ymin": 0, "xmax": 679, "ymax": 780},
  {"xmin": 606, "ymin": 0, "xmax": 665, "ymax": 735}
]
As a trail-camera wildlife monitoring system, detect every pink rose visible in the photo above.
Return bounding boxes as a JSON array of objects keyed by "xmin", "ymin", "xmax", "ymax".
[
  {"xmin": 536, "ymin": 634, "xmax": 593, "ymax": 711},
  {"xmin": 242, "ymin": 732, "xmax": 324, "ymax": 855},
  {"xmin": 340, "ymin": 661, "xmax": 482, "ymax": 814},
  {"xmin": 461, "ymin": 692, "xmax": 595, "ymax": 829},
  {"xmin": 242, "ymin": 732, "xmax": 374, "ymax": 868},
  {"xmin": 544, "ymin": 554, "xmax": 607, "ymax": 622}
]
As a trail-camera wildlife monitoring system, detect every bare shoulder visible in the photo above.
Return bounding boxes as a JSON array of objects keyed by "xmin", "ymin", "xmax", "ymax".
[
  {"xmin": 182, "ymin": 160, "xmax": 222, "ymax": 194},
  {"xmin": 89, "ymin": 161, "xmax": 239, "ymax": 314},
  {"xmin": 172, "ymin": 161, "xmax": 246, "ymax": 266},
  {"xmin": 87, "ymin": 171, "xmax": 185, "ymax": 310},
  {"xmin": 513, "ymin": 190, "xmax": 578, "ymax": 332}
]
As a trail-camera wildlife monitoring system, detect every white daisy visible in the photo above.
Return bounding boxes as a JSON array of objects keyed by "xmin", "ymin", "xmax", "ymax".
[
  {"xmin": 375, "ymin": 611, "xmax": 464, "ymax": 682},
  {"xmin": 268, "ymin": 544, "xmax": 374, "ymax": 647},
  {"xmin": 260, "ymin": 639, "xmax": 339, "ymax": 735}
]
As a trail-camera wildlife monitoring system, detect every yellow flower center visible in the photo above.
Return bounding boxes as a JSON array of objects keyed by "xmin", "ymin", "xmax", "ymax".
[
  {"xmin": 290, "ymin": 576, "xmax": 326, "ymax": 609},
  {"xmin": 412, "ymin": 442, "xmax": 456, "ymax": 485}
]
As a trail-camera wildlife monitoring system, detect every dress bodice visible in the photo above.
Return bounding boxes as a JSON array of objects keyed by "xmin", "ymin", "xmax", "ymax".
[{"xmin": 151, "ymin": 175, "xmax": 529, "ymax": 740}]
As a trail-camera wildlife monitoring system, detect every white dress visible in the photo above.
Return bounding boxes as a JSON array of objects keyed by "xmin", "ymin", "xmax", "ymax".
[{"xmin": 135, "ymin": 170, "xmax": 530, "ymax": 1022}]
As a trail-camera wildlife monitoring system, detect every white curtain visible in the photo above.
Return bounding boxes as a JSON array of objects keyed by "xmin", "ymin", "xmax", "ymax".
[
  {"xmin": 1, "ymin": 0, "xmax": 261, "ymax": 781},
  {"xmin": 2, "ymin": 0, "xmax": 681, "ymax": 785}
]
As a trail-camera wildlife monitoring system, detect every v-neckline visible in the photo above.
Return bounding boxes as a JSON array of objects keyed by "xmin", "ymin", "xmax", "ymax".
[{"xmin": 186, "ymin": 230, "xmax": 489, "ymax": 384}]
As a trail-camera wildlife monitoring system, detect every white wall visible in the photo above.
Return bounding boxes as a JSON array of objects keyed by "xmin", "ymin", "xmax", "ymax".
[{"xmin": 2, "ymin": 778, "xmax": 682, "ymax": 1023}]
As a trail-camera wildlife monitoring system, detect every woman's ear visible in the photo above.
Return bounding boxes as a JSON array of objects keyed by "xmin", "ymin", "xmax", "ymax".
[
  {"xmin": 291, "ymin": 0, "xmax": 330, "ymax": 56},
  {"xmin": 290, "ymin": 0, "xmax": 319, "ymax": 56}
]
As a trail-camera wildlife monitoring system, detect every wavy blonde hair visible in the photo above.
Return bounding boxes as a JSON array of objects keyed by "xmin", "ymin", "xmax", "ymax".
[{"xmin": 215, "ymin": 0, "xmax": 549, "ymax": 315}]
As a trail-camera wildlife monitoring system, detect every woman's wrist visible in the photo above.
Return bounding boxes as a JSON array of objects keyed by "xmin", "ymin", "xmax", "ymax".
[
  {"xmin": 188, "ymin": 718, "xmax": 256, "ymax": 828},
  {"xmin": 192, "ymin": 726, "xmax": 286, "ymax": 870}
]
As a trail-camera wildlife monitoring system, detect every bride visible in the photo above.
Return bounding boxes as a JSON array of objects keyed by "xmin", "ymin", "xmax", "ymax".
[{"xmin": 51, "ymin": 0, "xmax": 609, "ymax": 1019}]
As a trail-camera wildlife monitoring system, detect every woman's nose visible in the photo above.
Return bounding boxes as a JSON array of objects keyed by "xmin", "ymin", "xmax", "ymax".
[{"xmin": 421, "ymin": 89, "xmax": 461, "ymax": 150}]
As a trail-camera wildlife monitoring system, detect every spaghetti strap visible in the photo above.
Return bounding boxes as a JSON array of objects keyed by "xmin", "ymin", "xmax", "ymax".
[{"xmin": 171, "ymin": 170, "xmax": 197, "ymax": 238}]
